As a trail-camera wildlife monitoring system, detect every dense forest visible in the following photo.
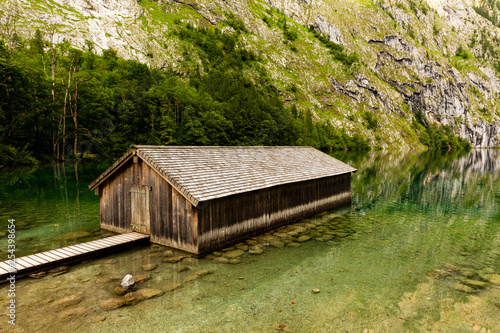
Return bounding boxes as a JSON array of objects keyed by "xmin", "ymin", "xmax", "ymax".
[{"xmin": 0, "ymin": 20, "xmax": 469, "ymax": 166}]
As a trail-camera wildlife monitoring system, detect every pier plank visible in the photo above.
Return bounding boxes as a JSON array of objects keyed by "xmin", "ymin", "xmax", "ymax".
[
  {"xmin": 16, "ymin": 258, "xmax": 36, "ymax": 268},
  {"xmin": 6, "ymin": 260, "xmax": 27, "ymax": 270},
  {"xmin": 0, "ymin": 262, "xmax": 16, "ymax": 273},
  {"xmin": 32, "ymin": 253, "xmax": 54, "ymax": 263},
  {"xmin": 47, "ymin": 250, "xmax": 71, "ymax": 259},
  {"xmin": 1, "ymin": 232, "xmax": 149, "ymax": 282}
]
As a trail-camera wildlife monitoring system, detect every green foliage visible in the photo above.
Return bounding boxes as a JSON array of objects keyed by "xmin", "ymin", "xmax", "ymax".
[
  {"xmin": 0, "ymin": 144, "xmax": 38, "ymax": 167},
  {"xmin": 308, "ymin": 26, "xmax": 358, "ymax": 66},
  {"xmin": 262, "ymin": 16, "xmax": 271, "ymax": 27},
  {"xmin": 225, "ymin": 12, "xmax": 247, "ymax": 33},
  {"xmin": 433, "ymin": 23, "xmax": 440, "ymax": 36},
  {"xmin": 362, "ymin": 111, "xmax": 378, "ymax": 130},
  {"xmin": 0, "ymin": 22, "xmax": 371, "ymax": 166},
  {"xmin": 474, "ymin": 5, "xmax": 500, "ymax": 27},
  {"xmin": 409, "ymin": 0, "xmax": 430, "ymax": 15},
  {"xmin": 412, "ymin": 110, "xmax": 471, "ymax": 150},
  {"xmin": 455, "ymin": 45, "xmax": 473, "ymax": 59}
]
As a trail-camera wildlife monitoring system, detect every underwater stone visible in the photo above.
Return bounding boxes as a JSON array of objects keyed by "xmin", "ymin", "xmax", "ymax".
[
  {"xmin": 248, "ymin": 246, "xmax": 263, "ymax": 255},
  {"xmin": 53, "ymin": 295, "xmax": 84, "ymax": 308},
  {"xmin": 100, "ymin": 298, "xmax": 126, "ymax": 311},
  {"xmin": 462, "ymin": 279, "xmax": 487, "ymax": 289},
  {"xmin": 213, "ymin": 257, "xmax": 229, "ymax": 263},
  {"xmin": 137, "ymin": 288, "xmax": 164, "ymax": 299},
  {"xmin": 142, "ymin": 263, "xmax": 157, "ymax": 271},
  {"xmin": 286, "ymin": 242, "xmax": 301, "ymax": 248},
  {"xmin": 133, "ymin": 274, "xmax": 150, "ymax": 283},
  {"xmin": 223, "ymin": 250, "xmax": 245, "ymax": 259},
  {"xmin": 163, "ymin": 250, "xmax": 175, "ymax": 257},
  {"xmin": 163, "ymin": 256, "xmax": 184, "ymax": 263},
  {"xmin": 124, "ymin": 292, "xmax": 145, "ymax": 305},
  {"xmin": 452, "ymin": 283, "xmax": 477, "ymax": 293},
  {"xmin": 297, "ymin": 235, "xmax": 311, "ymax": 243},
  {"xmin": 29, "ymin": 271, "xmax": 47, "ymax": 279},
  {"xmin": 163, "ymin": 283, "xmax": 183, "ymax": 292},
  {"xmin": 481, "ymin": 274, "xmax": 500, "ymax": 285},
  {"xmin": 175, "ymin": 266, "xmax": 190, "ymax": 272},
  {"xmin": 270, "ymin": 240, "xmax": 285, "ymax": 248},
  {"xmin": 96, "ymin": 275, "xmax": 121, "ymax": 284},
  {"xmin": 312, "ymin": 289, "xmax": 321, "ymax": 294}
]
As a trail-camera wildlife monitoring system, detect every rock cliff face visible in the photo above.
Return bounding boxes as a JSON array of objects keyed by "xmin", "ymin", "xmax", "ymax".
[{"xmin": 1, "ymin": 0, "xmax": 499, "ymax": 147}]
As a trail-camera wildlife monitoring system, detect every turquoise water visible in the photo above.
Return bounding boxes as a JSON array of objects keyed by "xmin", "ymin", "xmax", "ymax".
[{"xmin": 0, "ymin": 150, "xmax": 499, "ymax": 332}]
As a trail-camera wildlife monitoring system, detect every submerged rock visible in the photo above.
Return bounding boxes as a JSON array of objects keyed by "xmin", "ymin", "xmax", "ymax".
[
  {"xmin": 223, "ymin": 250, "xmax": 245, "ymax": 259},
  {"xmin": 137, "ymin": 288, "xmax": 164, "ymax": 299},
  {"xmin": 29, "ymin": 271, "xmax": 47, "ymax": 279},
  {"xmin": 270, "ymin": 241, "xmax": 285, "ymax": 248},
  {"xmin": 175, "ymin": 266, "xmax": 190, "ymax": 273},
  {"xmin": 59, "ymin": 307, "xmax": 87, "ymax": 319},
  {"xmin": 124, "ymin": 292, "xmax": 145, "ymax": 305},
  {"xmin": 96, "ymin": 276, "xmax": 121, "ymax": 284},
  {"xmin": 49, "ymin": 266, "xmax": 68, "ymax": 276},
  {"xmin": 53, "ymin": 295, "xmax": 84, "ymax": 308},
  {"xmin": 297, "ymin": 235, "xmax": 311, "ymax": 243},
  {"xmin": 100, "ymin": 298, "xmax": 126, "ymax": 311},
  {"xmin": 228, "ymin": 258, "xmax": 241, "ymax": 264},
  {"xmin": 452, "ymin": 282, "xmax": 477, "ymax": 293},
  {"xmin": 462, "ymin": 279, "xmax": 488, "ymax": 289},
  {"xmin": 163, "ymin": 283, "xmax": 183, "ymax": 292},
  {"xmin": 481, "ymin": 274, "xmax": 500, "ymax": 285},
  {"xmin": 133, "ymin": 274, "xmax": 151, "ymax": 283},
  {"xmin": 235, "ymin": 244, "xmax": 249, "ymax": 251},
  {"xmin": 195, "ymin": 270, "xmax": 212, "ymax": 277},
  {"xmin": 142, "ymin": 263, "xmax": 157, "ymax": 271},
  {"xmin": 113, "ymin": 286, "xmax": 131, "ymax": 296},
  {"xmin": 286, "ymin": 242, "xmax": 301, "ymax": 248},
  {"xmin": 163, "ymin": 250, "xmax": 175, "ymax": 257},
  {"xmin": 163, "ymin": 256, "xmax": 184, "ymax": 263},
  {"xmin": 312, "ymin": 289, "xmax": 321, "ymax": 294},
  {"xmin": 248, "ymin": 246, "xmax": 263, "ymax": 255},
  {"xmin": 213, "ymin": 257, "xmax": 229, "ymax": 264}
]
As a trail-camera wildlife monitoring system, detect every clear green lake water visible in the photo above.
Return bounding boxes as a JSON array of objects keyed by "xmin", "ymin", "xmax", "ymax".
[{"xmin": 0, "ymin": 149, "xmax": 499, "ymax": 333}]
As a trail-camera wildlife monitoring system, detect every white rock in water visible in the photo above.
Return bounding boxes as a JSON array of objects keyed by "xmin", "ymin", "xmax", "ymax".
[
  {"xmin": 120, "ymin": 274, "xmax": 135, "ymax": 289},
  {"xmin": 312, "ymin": 289, "xmax": 321, "ymax": 294}
]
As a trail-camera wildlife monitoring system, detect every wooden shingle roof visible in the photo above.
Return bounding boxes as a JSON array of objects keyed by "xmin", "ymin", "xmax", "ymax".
[{"xmin": 89, "ymin": 146, "xmax": 356, "ymax": 206}]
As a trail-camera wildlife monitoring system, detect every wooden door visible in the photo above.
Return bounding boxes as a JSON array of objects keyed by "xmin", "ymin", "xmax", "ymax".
[{"xmin": 130, "ymin": 184, "xmax": 150, "ymax": 234}]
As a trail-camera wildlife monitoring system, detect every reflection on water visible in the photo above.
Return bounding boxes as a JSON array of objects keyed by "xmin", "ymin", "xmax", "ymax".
[{"xmin": 0, "ymin": 150, "xmax": 499, "ymax": 332}]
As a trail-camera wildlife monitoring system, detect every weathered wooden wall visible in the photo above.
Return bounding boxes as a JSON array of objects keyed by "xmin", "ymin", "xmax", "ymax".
[
  {"xmin": 196, "ymin": 173, "xmax": 351, "ymax": 254},
  {"xmin": 98, "ymin": 158, "xmax": 351, "ymax": 255},
  {"xmin": 98, "ymin": 159, "xmax": 198, "ymax": 253}
]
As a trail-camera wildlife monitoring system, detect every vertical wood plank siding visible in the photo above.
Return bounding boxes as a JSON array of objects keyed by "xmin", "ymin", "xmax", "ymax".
[
  {"xmin": 98, "ymin": 160, "xmax": 198, "ymax": 253},
  {"xmin": 196, "ymin": 173, "xmax": 351, "ymax": 254},
  {"xmin": 98, "ymin": 158, "xmax": 351, "ymax": 255}
]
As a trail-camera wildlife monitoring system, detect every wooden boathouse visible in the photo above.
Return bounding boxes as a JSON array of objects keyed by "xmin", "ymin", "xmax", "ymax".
[{"xmin": 89, "ymin": 146, "xmax": 357, "ymax": 255}]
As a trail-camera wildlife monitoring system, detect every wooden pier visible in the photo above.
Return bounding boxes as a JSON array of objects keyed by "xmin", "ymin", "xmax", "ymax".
[{"xmin": 0, "ymin": 232, "xmax": 149, "ymax": 282}]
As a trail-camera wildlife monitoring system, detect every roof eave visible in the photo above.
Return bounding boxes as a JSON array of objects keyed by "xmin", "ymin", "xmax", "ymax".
[{"xmin": 88, "ymin": 148, "xmax": 136, "ymax": 191}]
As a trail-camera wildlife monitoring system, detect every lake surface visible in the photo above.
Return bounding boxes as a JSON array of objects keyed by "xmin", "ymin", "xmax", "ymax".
[{"xmin": 0, "ymin": 149, "xmax": 499, "ymax": 332}]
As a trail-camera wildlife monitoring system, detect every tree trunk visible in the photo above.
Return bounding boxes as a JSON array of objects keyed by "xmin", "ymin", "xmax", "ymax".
[{"xmin": 73, "ymin": 74, "xmax": 78, "ymax": 157}]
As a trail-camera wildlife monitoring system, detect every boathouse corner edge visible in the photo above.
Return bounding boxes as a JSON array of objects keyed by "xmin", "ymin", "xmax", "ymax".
[{"xmin": 88, "ymin": 145, "xmax": 357, "ymax": 255}]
